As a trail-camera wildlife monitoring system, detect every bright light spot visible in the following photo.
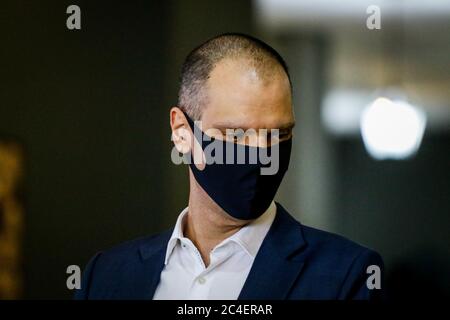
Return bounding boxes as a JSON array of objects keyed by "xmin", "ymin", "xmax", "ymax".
[{"xmin": 360, "ymin": 97, "xmax": 427, "ymax": 160}]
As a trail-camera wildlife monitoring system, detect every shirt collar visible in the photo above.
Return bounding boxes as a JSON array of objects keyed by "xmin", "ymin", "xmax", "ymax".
[
  {"xmin": 164, "ymin": 207, "xmax": 189, "ymax": 264},
  {"xmin": 164, "ymin": 201, "xmax": 277, "ymax": 265}
]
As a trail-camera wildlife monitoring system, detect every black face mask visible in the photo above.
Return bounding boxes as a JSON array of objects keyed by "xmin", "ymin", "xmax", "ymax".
[{"xmin": 183, "ymin": 112, "xmax": 292, "ymax": 220}]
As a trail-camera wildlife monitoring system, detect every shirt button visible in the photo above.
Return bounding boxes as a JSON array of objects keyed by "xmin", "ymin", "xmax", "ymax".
[{"xmin": 197, "ymin": 277, "xmax": 206, "ymax": 284}]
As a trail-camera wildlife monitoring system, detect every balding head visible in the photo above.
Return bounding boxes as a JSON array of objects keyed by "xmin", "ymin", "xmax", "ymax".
[{"xmin": 178, "ymin": 33, "xmax": 292, "ymax": 120}]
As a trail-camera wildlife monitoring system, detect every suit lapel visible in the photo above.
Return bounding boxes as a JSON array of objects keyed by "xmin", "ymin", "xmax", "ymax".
[
  {"xmin": 238, "ymin": 203, "xmax": 307, "ymax": 300},
  {"xmin": 133, "ymin": 230, "xmax": 172, "ymax": 299}
]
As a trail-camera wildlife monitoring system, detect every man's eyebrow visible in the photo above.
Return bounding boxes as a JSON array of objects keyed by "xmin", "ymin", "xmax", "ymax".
[
  {"xmin": 211, "ymin": 121, "xmax": 296, "ymax": 131},
  {"xmin": 278, "ymin": 121, "xmax": 296, "ymax": 130}
]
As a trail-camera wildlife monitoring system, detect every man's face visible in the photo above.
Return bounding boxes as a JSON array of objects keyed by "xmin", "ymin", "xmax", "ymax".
[
  {"xmin": 169, "ymin": 57, "xmax": 294, "ymax": 220},
  {"xmin": 198, "ymin": 58, "xmax": 295, "ymax": 147}
]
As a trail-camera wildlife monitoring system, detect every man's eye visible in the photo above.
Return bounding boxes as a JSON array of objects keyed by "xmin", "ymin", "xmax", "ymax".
[
  {"xmin": 226, "ymin": 131, "xmax": 244, "ymax": 142},
  {"xmin": 270, "ymin": 130, "xmax": 291, "ymax": 143},
  {"xmin": 279, "ymin": 130, "xmax": 292, "ymax": 139}
]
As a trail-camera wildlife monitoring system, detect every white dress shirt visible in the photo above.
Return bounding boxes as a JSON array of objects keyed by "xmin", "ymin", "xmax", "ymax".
[{"xmin": 153, "ymin": 201, "xmax": 276, "ymax": 300}]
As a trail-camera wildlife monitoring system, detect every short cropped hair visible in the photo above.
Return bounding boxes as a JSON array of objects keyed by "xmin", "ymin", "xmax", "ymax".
[{"xmin": 177, "ymin": 33, "xmax": 292, "ymax": 120}]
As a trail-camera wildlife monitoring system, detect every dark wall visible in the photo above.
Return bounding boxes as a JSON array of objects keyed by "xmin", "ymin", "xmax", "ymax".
[
  {"xmin": 1, "ymin": 1, "xmax": 170, "ymax": 299},
  {"xmin": 335, "ymin": 134, "xmax": 450, "ymax": 299},
  {"xmin": 1, "ymin": 0, "xmax": 253, "ymax": 299}
]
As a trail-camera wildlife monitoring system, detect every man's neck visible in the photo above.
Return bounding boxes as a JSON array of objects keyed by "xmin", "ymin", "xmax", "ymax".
[{"xmin": 184, "ymin": 178, "xmax": 249, "ymax": 267}]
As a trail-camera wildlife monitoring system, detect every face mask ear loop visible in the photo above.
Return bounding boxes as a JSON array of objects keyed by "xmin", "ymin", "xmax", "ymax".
[
  {"xmin": 181, "ymin": 110, "xmax": 204, "ymax": 144},
  {"xmin": 180, "ymin": 110, "xmax": 206, "ymax": 168},
  {"xmin": 181, "ymin": 110, "xmax": 194, "ymax": 129}
]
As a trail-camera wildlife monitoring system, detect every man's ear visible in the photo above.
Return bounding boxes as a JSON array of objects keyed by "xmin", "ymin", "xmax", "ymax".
[{"xmin": 170, "ymin": 106, "xmax": 192, "ymax": 154}]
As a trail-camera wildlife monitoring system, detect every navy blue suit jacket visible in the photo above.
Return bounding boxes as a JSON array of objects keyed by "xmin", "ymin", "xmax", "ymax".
[{"xmin": 74, "ymin": 203, "xmax": 384, "ymax": 300}]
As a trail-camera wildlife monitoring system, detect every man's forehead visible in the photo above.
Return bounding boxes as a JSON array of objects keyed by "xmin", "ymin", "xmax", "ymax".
[
  {"xmin": 199, "ymin": 58, "xmax": 293, "ymax": 130},
  {"xmin": 207, "ymin": 58, "xmax": 290, "ymax": 95}
]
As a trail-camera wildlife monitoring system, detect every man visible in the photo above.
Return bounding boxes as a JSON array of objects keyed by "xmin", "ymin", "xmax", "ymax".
[{"xmin": 75, "ymin": 33, "xmax": 384, "ymax": 300}]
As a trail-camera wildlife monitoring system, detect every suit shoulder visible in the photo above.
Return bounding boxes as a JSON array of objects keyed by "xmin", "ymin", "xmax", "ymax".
[
  {"xmin": 300, "ymin": 224, "xmax": 380, "ymax": 263},
  {"xmin": 302, "ymin": 224, "xmax": 366, "ymax": 249},
  {"xmin": 96, "ymin": 228, "xmax": 172, "ymax": 263},
  {"xmin": 75, "ymin": 229, "xmax": 172, "ymax": 299},
  {"xmin": 276, "ymin": 203, "xmax": 381, "ymax": 261}
]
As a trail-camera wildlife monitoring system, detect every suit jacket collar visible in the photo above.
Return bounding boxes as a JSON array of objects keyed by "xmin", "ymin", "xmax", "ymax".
[
  {"xmin": 137, "ymin": 202, "xmax": 307, "ymax": 299},
  {"xmin": 137, "ymin": 230, "xmax": 172, "ymax": 299},
  {"xmin": 238, "ymin": 202, "xmax": 307, "ymax": 299}
]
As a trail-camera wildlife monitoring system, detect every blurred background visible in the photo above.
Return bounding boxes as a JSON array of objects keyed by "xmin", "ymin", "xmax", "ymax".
[{"xmin": 0, "ymin": 0, "xmax": 449, "ymax": 299}]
